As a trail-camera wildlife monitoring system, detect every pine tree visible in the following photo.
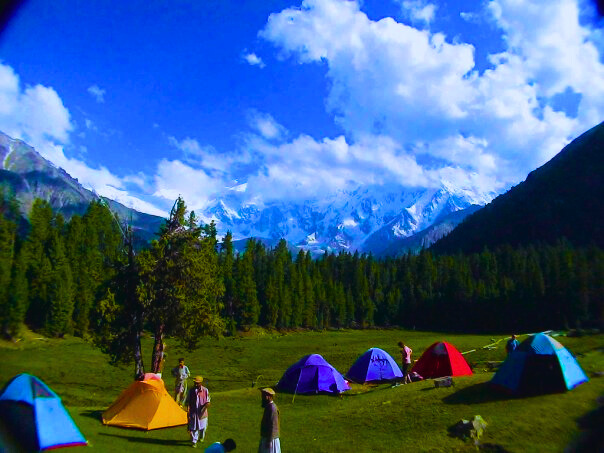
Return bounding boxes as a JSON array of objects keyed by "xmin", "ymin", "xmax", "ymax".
[
  {"xmin": 46, "ymin": 230, "xmax": 74, "ymax": 337},
  {"xmin": 236, "ymin": 241, "xmax": 259, "ymax": 326},
  {"xmin": 220, "ymin": 231, "xmax": 236, "ymax": 334},
  {"xmin": 3, "ymin": 247, "xmax": 29, "ymax": 338},
  {"xmin": 137, "ymin": 197, "xmax": 224, "ymax": 372},
  {"xmin": 24, "ymin": 199, "xmax": 54, "ymax": 330}
]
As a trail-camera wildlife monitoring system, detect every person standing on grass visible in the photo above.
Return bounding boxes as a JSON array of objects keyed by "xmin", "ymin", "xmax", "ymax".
[
  {"xmin": 172, "ymin": 357, "xmax": 191, "ymax": 406},
  {"xmin": 188, "ymin": 376, "xmax": 211, "ymax": 448},
  {"xmin": 506, "ymin": 335, "xmax": 519, "ymax": 354},
  {"xmin": 398, "ymin": 341, "xmax": 413, "ymax": 384},
  {"xmin": 258, "ymin": 388, "xmax": 280, "ymax": 453},
  {"xmin": 205, "ymin": 439, "xmax": 236, "ymax": 452}
]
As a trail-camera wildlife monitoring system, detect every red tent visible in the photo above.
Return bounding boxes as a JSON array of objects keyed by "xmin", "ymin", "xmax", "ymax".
[{"xmin": 411, "ymin": 342, "xmax": 472, "ymax": 378}]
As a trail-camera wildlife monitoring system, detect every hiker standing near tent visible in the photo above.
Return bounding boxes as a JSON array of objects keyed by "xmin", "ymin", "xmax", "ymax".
[
  {"xmin": 188, "ymin": 376, "xmax": 211, "ymax": 448},
  {"xmin": 259, "ymin": 388, "xmax": 280, "ymax": 453},
  {"xmin": 172, "ymin": 357, "xmax": 191, "ymax": 406},
  {"xmin": 398, "ymin": 341, "xmax": 413, "ymax": 384},
  {"xmin": 506, "ymin": 335, "xmax": 519, "ymax": 354}
]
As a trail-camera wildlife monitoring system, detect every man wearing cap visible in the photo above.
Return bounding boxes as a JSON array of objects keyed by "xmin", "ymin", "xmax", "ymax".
[
  {"xmin": 188, "ymin": 376, "xmax": 211, "ymax": 448},
  {"xmin": 258, "ymin": 388, "xmax": 280, "ymax": 453}
]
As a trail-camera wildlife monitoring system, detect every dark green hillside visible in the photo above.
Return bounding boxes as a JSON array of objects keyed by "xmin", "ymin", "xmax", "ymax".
[{"xmin": 432, "ymin": 122, "xmax": 604, "ymax": 254}]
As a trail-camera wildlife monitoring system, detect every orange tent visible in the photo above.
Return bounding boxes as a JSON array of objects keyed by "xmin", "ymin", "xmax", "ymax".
[{"xmin": 102, "ymin": 378, "xmax": 187, "ymax": 430}]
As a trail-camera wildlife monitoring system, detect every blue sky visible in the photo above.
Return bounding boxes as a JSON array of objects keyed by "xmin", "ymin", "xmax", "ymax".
[{"xmin": 1, "ymin": 0, "xmax": 603, "ymax": 216}]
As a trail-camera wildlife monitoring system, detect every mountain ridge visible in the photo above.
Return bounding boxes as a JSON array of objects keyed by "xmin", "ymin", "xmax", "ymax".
[
  {"xmin": 0, "ymin": 130, "xmax": 493, "ymax": 255},
  {"xmin": 432, "ymin": 121, "xmax": 604, "ymax": 254},
  {"xmin": 0, "ymin": 132, "xmax": 164, "ymax": 241}
]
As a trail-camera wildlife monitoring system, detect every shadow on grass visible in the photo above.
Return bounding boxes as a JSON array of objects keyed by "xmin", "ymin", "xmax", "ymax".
[
  {"xmin": 441, "ymin": 382, "xmax": 517, "ymax": 405},
  {"xmin": 98, "ymin": 432, "xmax": 190, "ymax": 446},
  {"xmin": 80, "ymin": 409, "xmax": 104, "ymax": 420}
]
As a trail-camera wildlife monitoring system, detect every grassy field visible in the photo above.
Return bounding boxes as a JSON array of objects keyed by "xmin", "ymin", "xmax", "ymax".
[{"xmin": 1, "ymin": 329, "xmax": 603, "ymax": 452}]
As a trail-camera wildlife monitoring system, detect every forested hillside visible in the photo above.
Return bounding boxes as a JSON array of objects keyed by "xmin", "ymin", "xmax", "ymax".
[
  {"xmin": 2, "ymin": 193, "xmax": 602, "ymax": 361},
  {"xmin": 433, "ymin": 121, "xmax": 604, "ymax": 254}
]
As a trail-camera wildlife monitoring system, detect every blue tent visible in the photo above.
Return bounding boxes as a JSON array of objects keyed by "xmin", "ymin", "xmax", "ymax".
[
  {"xmin": 0, "ymin": 374, "xmax": 87, "ymax": 451},
  {"xmin": 276, "ymin": 354, "xmax": 350, "ymax": 394},
  {"xmin": 346, "ymin": 348, "xmax": 403, "ymax": 383},
  {"xmin": 491, "ymin": 333, "xmax": 588, "ymax": 395}
]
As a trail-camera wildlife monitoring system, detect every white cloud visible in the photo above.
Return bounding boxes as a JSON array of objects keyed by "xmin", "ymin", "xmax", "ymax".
[
  {"xmin": 87, "ymin": 84, "xmax": 106, "ymax": 103},
  {"xmin": 0, "ymin": 63, "xmax": 73, "ymax": 145},
  {"xmin": 259, "ymin": 0, "xmax": 604, "ymax": 193},
  {"xmin": 401, "ymin": 1, "xmax": 437, "ymax": 25},
  {"xmin": 85, "ymin": 118, "xmax": 97, "ymax": 130},
  {"xmin": 247, "ymin": 111, "xmax": 287, "ymax": 140},
  {"xmin": 243, "ymin": 52, "xmax": 266, "ymax": 68},
  {"xmin": 459, "ymin": 11, "xmax": 481, "ymax": 23},
  {"xmin": 168, "ymin": 135, "xmax": 241, "ymax": 174},
  {"xmin": 152, "ymin": 159, "xmax": 227, "ymax": 210}
]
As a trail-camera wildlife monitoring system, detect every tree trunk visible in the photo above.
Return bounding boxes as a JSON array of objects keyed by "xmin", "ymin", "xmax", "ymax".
[
  {"xmin": 133, "ymin": 324, "xmax": 144, "ymax": 380},
  {"xmin": 151, "ymin": 323, "xmax": 165, "ymax": 373}
]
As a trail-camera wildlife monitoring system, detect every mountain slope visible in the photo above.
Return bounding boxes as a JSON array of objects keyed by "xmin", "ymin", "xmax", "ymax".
[
  {"xmin": 432, "ymin": 121, "xmax": 604, "ymax": 254},
  {"xmin": 0, "ymin": 132, "xmax": 164, "ymax": 240}
]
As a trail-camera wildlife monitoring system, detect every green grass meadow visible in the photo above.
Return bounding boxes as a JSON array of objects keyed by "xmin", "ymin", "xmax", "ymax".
[{"xmin": 1, "ymin": 329, "xmax": 603, "ymax": 452}]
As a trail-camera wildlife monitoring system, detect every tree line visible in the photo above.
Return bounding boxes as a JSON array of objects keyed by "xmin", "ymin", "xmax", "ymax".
[{"xmin": 1, "ymin": 194, "xmax": 602, "ymax": 376}]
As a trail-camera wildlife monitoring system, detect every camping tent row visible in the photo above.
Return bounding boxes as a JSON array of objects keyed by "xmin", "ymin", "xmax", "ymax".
[
  {"xmin": 277, "ymin": 335, "xmax": 588, "ymax": 396},
  {"xmin": 277, "ymin": 341, "xmax": 474, "ymax": 395},
  {"xmin": 1, "ymin": 333, "xmax": 587, "ymax": 443}
]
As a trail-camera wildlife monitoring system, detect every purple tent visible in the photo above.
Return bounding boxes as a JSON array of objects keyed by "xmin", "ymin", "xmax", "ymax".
[
  {"xmin": 276, "ymin": 354, "xmax": 350, "ymax": 394},
  {"xmin": 346, "ymin": 348, "xmax": 403, "ymax": 383}
]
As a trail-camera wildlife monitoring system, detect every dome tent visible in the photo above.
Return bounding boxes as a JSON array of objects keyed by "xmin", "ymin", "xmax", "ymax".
[
  {"xmin": 0, "ymin": 373, "xmax": 87, "ymax": 451},
  {"xmin": 277, "ymin": 354, "xmax": 350, "ymax": 394},
  {"xmin": 103, "ymin": 377, "xmax": 187, "ymax": 430},
  {"xmin": 346, "ymin": 348, "xmax": 403, "ymax": 383},
  {"xmin": 411, "ymin": 342, "xmax": 473, "ymax": 379},
  {"xmin": 491, "ymin": 333, "xmax": 588, "ymax": 395}
]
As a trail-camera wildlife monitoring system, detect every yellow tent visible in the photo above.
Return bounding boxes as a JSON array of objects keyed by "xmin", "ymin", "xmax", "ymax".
[{"xmin": 102, "ymin": 378, "xmax": 187, "ymax": 430}]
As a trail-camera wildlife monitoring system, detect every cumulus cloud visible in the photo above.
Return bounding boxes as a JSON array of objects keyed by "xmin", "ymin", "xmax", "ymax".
[
  {"xmin": 87, "ymin": 84, "xmax": 106, "ymax": 103},
  {"xmin": 247, "ymin": 110, "xmax": 287, "ymax": 140},
  {"xmin": 400, "ymin": 1, "xmax": 437, "ymax": 25},
  {"xmin": 0, "ymin": 63, "xmax": 73, "ymax": 145},
  {"xmin": 243, "ymin": 52, "xmax": 266, "ymax": 68},
  {"xmin": 258, "ymin": 0, "xmax": 604, "ymax": 194},
  {"xmin": 152, "ymin": 159, "xmax": 228, "ymax": 210}
]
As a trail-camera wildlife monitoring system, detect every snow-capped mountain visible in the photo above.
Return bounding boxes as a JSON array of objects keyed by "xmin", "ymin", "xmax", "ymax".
[{"xmin": 200, "ymin": 184, "xmax": 494, "ymax": 255}]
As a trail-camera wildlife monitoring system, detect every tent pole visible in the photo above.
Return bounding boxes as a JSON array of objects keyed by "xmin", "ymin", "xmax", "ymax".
[{"xmin": 292, "ymin": 375, "xmax": 300, "ymax": 404}]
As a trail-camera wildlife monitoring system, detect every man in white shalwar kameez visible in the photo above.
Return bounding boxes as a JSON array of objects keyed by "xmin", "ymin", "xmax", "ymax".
[{"xmin": 188, "ymin": 376, "xmax": 210, "ymax": 448}]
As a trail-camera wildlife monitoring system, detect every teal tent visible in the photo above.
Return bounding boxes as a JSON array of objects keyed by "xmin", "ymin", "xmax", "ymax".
[
  {"xmin": 490, "ymin": 333, "xmax": 588, "ymax": 395},
  {"xmin": 0, "ymin": 374, "xmax": 87, "ymax": 451}
]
